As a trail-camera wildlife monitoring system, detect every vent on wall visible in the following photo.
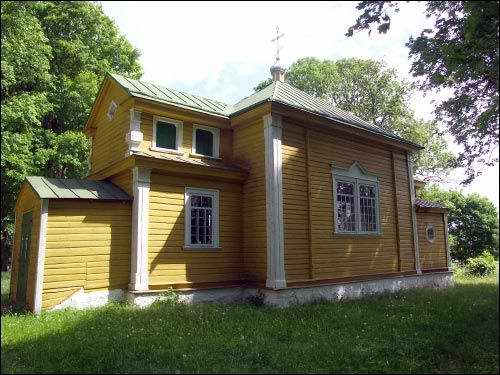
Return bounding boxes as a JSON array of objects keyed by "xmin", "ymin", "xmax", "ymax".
[{"xmin": 107, "ymin": 100, "xmax": 118, "ymax": 120}]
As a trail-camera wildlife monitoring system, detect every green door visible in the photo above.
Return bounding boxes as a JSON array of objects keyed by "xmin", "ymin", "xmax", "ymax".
[{"xmin": 16, "ymin": 211, "xmax": 33, "ymax": 309}]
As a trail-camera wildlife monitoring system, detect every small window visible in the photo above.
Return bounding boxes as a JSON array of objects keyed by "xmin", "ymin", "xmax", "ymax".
[
  {"xmin": 185, "ymin": 188, "xmax": 219, "ymax": 249},
  {"xmin": 107, "ymin": 101, "xmax": 118, "ymax": 120},
  {"xmin": 192, "ymin": 125, "xmax": 220, "ymax": 158},
  {"xmin": 152, "ymin": 116, "xmax": 183, "ymax": 152},
  {"xmin": 332, "ymin": 162, "xmax": 380, "ymax": 235},
  {"xmin": 426, "ymin": 224, "xmax": 436, "ymax": 243}
]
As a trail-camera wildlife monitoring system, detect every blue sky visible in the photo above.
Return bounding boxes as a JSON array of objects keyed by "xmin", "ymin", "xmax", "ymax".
[{"xmin": 101, "ymin": 1, "xmax": 499, "ymax": 208}]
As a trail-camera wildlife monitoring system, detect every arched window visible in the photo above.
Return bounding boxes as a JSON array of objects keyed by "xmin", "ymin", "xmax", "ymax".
[{"xmin": 332, "ymin": 162, "xmax": 381, "ymax": 234}]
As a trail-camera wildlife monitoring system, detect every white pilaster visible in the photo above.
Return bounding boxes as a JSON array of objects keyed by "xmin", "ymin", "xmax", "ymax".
[
  {"xmin": 444, "ymin": 212, "xmax": 452, "ymax": 270},
  {"xmin": 407, "ymin": 152, "xmax": 421, "ymax": 274},
  {"xmin": 126, "ymin": 108, "xmax": 143, "ymax": 156},
  {"xmin": 263, "ymin": 113, "xmax": 286, "ymax": 289},
  {"xmin": 34, "ymin": 199, "xmax": 48, "ymax": 314},
  {"xmin": 129, "ymin": 167, "xmax": 151, "ymax": 291}
]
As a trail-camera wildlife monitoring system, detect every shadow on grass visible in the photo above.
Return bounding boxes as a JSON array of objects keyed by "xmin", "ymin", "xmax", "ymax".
[{"xmin": 2, "ymin": 281, "xmax": 498, "ymax": 374}]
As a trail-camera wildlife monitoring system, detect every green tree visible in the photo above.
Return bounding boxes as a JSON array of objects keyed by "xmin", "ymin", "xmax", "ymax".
[
  {"xmin": 347, "ymin": 1, "xmax": 499, "ymax": 184},
  {"xmin": 419, "ymin": 185, "xmax": 499, "ymax": 262},
  {"xmin": 1, "ymin": 1, "xmax": 142, "ymax": 269},
  {"xmin": 255, "ymin": 57, "xmax": 456, "ymax": 178}
]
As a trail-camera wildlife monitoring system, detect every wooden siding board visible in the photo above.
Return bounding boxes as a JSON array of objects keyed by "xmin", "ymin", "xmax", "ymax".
[
  {"xmin": 42, "ymin": 200, "xmax": 132, "ymax": 310},
  {"xmin": 232, "ymin": 119, "xmax": 267, "ymax": 282}
]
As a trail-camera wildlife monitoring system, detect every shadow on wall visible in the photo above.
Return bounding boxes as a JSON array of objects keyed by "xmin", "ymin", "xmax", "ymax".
[
  {"xmin": 148, "ymin": 181, "xmax": 244, "ymax": 292},
  {"xmin": 79, "ymin": 201, "xmax": 132, "ymax": 293}
]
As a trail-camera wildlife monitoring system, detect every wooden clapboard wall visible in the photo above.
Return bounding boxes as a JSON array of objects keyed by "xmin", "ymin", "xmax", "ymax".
[
  {"xmin": 417, "ymin": 211, "xmax": 448, "ymax": 270},
  {"xmin": 42, "ymin": 200, "xmax": 132, "ymax": 309},
  {"xmin": 281, "ymin": 119, "xmax": 417, "ymax": 282},
  {"xmin": 147, "ymin": 173, "xmax": 243, "ymax": 287}
]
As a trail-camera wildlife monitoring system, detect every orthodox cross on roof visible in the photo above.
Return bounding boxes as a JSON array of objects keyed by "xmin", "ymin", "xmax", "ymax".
[{"xmin": 271, "ymin": 26, "xmax": 285, "ymax": 65}]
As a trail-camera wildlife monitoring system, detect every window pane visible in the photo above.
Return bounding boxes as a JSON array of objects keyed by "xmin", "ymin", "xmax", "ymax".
[
  {"xmin": 201, "ymin": 196, "xmax": 212, "ymax": 207},
  {"xmin": 336, "ymin": 181, "xmax": 356, "ymax": 232},
  {"xmin": 337, "ymin": 181, "xmax": 354, "ymax": 195},
  {"xmin": 359, "ymin": 184, "xmax": 377, "ymax": 232},
  {"xmin": 191, "ymin": 196, "xmax": 201, "ymax": 207},
  {"xmin": 195, "ymin": 129, "xmax": 214, "ymax": 156},
  {"xmin": 156, "ymin": 121, "xmax": 177, "ymax": 149}
]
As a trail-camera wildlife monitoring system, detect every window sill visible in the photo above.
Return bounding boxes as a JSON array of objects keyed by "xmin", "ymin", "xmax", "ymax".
[
  {"xmin": 333, "ymin": 232, "xmax": 382, "ymax": 239},
  {"xmin": 189, "ymin": 153, "xmax": 222, "ymax": 161},
  {"xmin": 183, "ymin": 246, "xmax": 221, "ymax": 251},
  {"xmin": 150, "ymin": 146, "xmax": 184, "ymax": 155}
]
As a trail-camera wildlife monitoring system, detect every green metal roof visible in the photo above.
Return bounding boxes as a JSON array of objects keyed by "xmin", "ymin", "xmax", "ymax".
[
  {"xmin": 110, "ymin": 73, "xmax": 421, "ymax": 148},
  {"xmin": 109, "ymin": 73, "xmax": 231, "ymax": 118},
  {"xmin": 26, "ymin": 176, "xmax": 132, "ymax": 200}
]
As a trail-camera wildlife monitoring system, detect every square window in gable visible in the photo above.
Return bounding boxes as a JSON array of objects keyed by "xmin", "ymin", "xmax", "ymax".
[{"xmin": 107, "ymin": 101, "xmax": 118, "ymax": 120}]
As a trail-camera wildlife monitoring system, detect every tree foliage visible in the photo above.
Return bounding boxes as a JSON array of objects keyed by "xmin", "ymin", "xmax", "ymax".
[
  {"xmin": 347, "ymin": 1, "xmax": 499, "ymax": 184},
  {"xmin": 255, "ymin": 57, "xmax": 456, "ymax": 178},
  {"xmin": 1, "ymin": 1, "xmax": 142, "ymax": 268},
  {"xmin": 419, "ymin": 184, "xmax": 499, "ymax": 262}
]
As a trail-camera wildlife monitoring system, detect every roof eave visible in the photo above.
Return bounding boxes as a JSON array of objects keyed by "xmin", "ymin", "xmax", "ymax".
[{"xmin": 271, "ymin": 101, "xmax": 424, "ymax": 151}]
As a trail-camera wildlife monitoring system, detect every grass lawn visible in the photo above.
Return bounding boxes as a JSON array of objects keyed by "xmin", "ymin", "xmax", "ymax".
[{"xmin": 1, "ymin": 272, "xmax": 498, "ymax": 374}]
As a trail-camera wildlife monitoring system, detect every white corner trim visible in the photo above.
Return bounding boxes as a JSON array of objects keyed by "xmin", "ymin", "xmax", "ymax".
[
  {"xmin": 152, "ymin": 116, "xmax": 183, "ymax": 152},
  {"xmin": 126, "ymin": 108, "xmax": 143, "ymax": 156},
  {"xmin": 34, "ymin": 199, "xmax": 48, "ymax": 314},
  {"xmin": 263, "ymin": 113, "xmax": 286, "ymax": 290},
  {"xmin": 444, "ymin": 213, "xmax": 452, "ymax": 270},
  {"xmin": 130, "ymin": 167, "xmax": 151, "ymax": 291},
  {"xmin": 407, "ymin": 152, "xmax": 421, "ymax": 274},
  {"xmin": 191, "ymin": 124, "xmax": 220, "ymax": 158}
]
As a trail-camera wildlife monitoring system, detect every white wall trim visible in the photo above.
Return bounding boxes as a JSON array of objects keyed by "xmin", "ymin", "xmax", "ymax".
[
  {"xmin": 263, "ymin": 113, "xmax": 286, "ymax": 289},
  {"xmin": 34, "ymin": 199, "xmax": 48, "ymax": 314},
  {"xmin": 130, "ymin": 167, "xmax": 151, "ymax": 291},
  {"xmin": 126, "ymin": 108, "xmax": 143, "ymax": 156},
  {"xmin": 407, "ymin": 152, "xmax": 421, "ymax": 274},
  {"xmin": 152, "ymin": 116, "xmax": 183, "ymax": 153},
  {"xmin": 192, "ymin": 124, "xmax": 220, "ymax": 158},
  {"xmin": 444, "ymin": 213, "xmax": 452, "ymax": 270}
]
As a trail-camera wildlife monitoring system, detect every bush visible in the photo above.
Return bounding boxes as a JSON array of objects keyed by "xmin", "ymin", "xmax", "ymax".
[{"xmin": 464, "ymin": 252, "xmax": 497, "ymax": 277}]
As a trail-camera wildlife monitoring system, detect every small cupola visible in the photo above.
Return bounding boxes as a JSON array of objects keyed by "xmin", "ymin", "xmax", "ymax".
[
  {"xmin": 270, "ymin": 26, "xmax": 286, "ymax": 82},
  {"xmin": 270, "ymin": 65, "xmax": 286, "ymax": 83}
]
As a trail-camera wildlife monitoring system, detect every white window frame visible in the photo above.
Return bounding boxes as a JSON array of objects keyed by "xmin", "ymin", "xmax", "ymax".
[
  {"xmin": 184, "ymin": 187, "xmax": 219, "ymax": 249},
  {"xmin": 107, "ymin": 100, "xmax": 118, "ymax": 120},
  {"xmin": 152, "ymin": 116, "xmax": 183, "ymax": 153},
  {"xmin": 332, "ymin": 162, "xmax": 381, "ymax": 235},
  {"xmin": 426, "ymin": 224, "xmax": 436, "ymax": 243},
  {"xmin": 191, "ymin": 124, "xmax": 220, "ymax": 158}
]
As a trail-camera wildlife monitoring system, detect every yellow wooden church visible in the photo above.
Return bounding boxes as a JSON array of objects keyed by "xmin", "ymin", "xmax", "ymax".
[{"xmin": 10, "ymin": 64, "xmax": 452, "ymax": 313}]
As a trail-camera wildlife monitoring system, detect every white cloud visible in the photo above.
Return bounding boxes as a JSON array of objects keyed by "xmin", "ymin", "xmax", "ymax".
[{"xmin": 101, "ymin": 1, "xmax": 499, "ymax": 209}]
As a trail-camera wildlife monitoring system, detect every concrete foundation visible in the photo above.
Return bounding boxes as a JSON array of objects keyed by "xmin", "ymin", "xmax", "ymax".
[
  {"xmin": 50, "ymin": 289, "xmax": 125, "ymax": 311},
  {"xmin": 48, "ymin": 272, "xmax": 453, "ymax": 311}
]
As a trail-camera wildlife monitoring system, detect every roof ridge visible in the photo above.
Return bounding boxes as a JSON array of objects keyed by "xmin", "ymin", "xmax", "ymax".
[{"xmin": 111, "ymin": 72, "xmax": 230, "ymax": 107}]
